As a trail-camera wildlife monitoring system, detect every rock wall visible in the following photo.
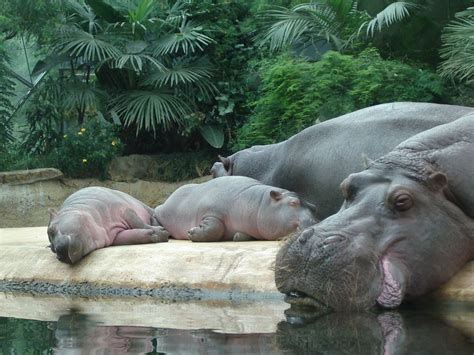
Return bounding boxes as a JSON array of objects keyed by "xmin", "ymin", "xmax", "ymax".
[{"xmin": 0, "ymin": 168, "xmax": 210, "ymax": 228}]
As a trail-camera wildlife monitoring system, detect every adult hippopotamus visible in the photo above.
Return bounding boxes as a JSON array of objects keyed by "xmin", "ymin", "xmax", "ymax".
[
  {"xmin": 275, "ymin": 115, "xmax": 474, "ymax": 310},
  {"xmin": 153, "ymin": 176, "xmax": 316, "ymax": 241},
  {"xmin": 212, "ymin": 102, "xmax": 474, "ymax": 220},
  {"xmin": 48, "ymin": 187, "xmax": 169, "ymax": 264}
]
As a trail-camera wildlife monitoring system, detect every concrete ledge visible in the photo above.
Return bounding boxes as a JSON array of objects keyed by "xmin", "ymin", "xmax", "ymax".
[
  {"xmin": 0, "ymin": 227, "xmax": 472, "ymax": 304},
  {"xmin": 0, "ymin": 227, "xmax": 281, "ymax": 300}
]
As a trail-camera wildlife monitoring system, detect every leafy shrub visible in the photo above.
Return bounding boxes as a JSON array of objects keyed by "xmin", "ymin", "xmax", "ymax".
[
  {"xmin": 49, "ymin": 119, "xmax": 123, "ymax": 179},
  {"xmin": 232, "ymin": 48, "xmax": 444, "ymax": 150}
]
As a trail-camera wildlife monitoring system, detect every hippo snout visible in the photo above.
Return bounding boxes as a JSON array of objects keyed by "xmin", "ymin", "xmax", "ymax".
[{"xmin": 53, "ymin": 235, "xmax": 83, "ymax": 265}]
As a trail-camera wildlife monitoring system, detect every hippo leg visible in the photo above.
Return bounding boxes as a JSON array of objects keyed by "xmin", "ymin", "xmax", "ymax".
[
  {"xmin": 115, "ymin": 208, "xmax": 170, "ymax": 244},
  {"xmin": 112, "ymin": 228, "xmax": 169, "ymax": 245},
  {"xmin": 187, "ymin": 216, "xmax": 225, "ymax": 242},
  {"xmin": 233, "ymin": 232, "xmax": 256, "ymax": 242}
]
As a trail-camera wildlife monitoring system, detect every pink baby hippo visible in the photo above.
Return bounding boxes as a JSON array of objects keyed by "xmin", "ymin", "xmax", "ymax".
[
  {"xmin": 48, "ymin": 187, "xmax": 169, "ymax": 264},
  {"xmin": 153, "ymin": 176, "xmax": 317, "ymax": 242}
]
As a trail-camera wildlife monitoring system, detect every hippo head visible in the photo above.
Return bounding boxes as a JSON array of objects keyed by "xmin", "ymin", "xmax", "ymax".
[
  {"xmin": 260, "ymin": 190, "xmax": 317, "ymax": 239},
  {"xmin": 47, "ymin": 209, "xmax": 94, "ymax": 264},
  {"xmin": 275, "ymin": 166, "xmax": 473, "ymax": 310}
]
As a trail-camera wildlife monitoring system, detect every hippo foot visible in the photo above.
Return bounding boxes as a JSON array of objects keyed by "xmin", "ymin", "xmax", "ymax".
[
  {"xmin": 150, "ymin": 227, "xmax": 169, "ymax": 243},
  {"xmin": 233, "ymin": 232, "xmax": 255, "ymax": 242},
  {"xmin": 187, "ymin": 227, "xmax": 199, "ymax": 241}
]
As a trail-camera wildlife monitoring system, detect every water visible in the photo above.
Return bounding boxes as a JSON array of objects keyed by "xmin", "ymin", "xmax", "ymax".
[{"xmin": 0, "ymin": 295, "xmax": 472, "ymax": 354}]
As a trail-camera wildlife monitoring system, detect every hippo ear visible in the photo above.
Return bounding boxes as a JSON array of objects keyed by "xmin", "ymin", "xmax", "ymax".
[
  {"xmin": 48, "ymin": 208, "xmax": 58, "ymax": 221},
  {"xmin": 270, "ymin": 190, "xmax": 283, "ymax": 201},
  {"xmin": 427, "ymin": 172, "xmax": 448, "ymax": 191},
  {"xmin": 218, "ymin": 155, "xmax": 230, "ymax": 169},
  {"xmin": 361, "ymin": 154, "xmax": 374, "ymax": 169}
]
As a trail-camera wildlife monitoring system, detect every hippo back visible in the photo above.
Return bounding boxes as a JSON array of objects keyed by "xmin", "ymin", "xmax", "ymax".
[{"xmin": 224, "ymin": 102, "xmax": 474, "ymax": 219}]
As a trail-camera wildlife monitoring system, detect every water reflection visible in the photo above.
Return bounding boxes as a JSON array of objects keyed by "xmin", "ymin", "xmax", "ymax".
[
  {"xmin": 55, "ymin": 312, "xmax": 155, "ymax": 353},
  {"xmin": 277, "ymin": 306, "xmax": 473, "ymax": 355},
  {"xmin": 54, "ymin": 311, "xmax": 279, "ymax": 354},
  {"xmin": 0, "ymin": 305, "xmax": 472, "ymax": 354}
]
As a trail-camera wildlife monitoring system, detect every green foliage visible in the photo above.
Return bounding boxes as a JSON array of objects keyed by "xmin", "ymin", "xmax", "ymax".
[
  {"xmin": 50, "ymin": 119, "xmax": 123, "ymax": 178},
  {"xmin": 258, "ymin": 1, "xmax": 370, "ymax": 52},
  {"xmin": 438, "ymin": 7, "xmax": 474, "ymax": 83},
  {"xmin": 0, "ymin": 43, "xmax": 15, "ymax": 148},
  {"xmin": 150, "ymin": 151, "xmax": 216, "ymax": 181},
  {"xmin": 232, "ymin": 48, "xmax": 443, "ymax": 150}
]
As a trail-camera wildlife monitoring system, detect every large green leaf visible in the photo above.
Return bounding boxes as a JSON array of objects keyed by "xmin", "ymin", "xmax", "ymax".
[{"xmin": 199, "ymin": 125, "xmax": 224, "ymax": 148}]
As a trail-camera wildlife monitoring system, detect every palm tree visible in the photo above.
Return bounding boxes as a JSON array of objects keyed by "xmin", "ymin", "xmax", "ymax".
[
  {"xmin": 41, "ymin": 0, "xmax": 218, "ymax": 138},
  {"xmin": 257, "ymin": 0, "xmax": 418, "ymax": 53}
]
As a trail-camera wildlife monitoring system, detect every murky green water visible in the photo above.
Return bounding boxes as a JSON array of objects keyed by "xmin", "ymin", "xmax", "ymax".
[{"xmin": 1, "ymin": 302, "xmax": 473, "ymax": 354}]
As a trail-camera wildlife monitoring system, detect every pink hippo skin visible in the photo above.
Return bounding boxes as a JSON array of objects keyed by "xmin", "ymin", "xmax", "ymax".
[
  {"xmin": 48, "ymin": 187, "xmax": 169, "ymax": 264},
  {"xmin": 153, "ymin": 176, "xmax": 317, "ymax": 242}
]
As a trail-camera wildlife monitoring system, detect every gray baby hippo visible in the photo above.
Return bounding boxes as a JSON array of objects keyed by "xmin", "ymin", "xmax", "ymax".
[
  {"xmin": 153, "ymin": 176, "xmax": 317, "ymax": 242},
  {"xmin": 48, "ymin": 187, "xmax": 169, "ymax": 264}
]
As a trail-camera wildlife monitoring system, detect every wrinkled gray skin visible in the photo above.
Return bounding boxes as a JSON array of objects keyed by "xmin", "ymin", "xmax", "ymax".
[
  {"xmin": 275, "ymin": 115, "xmax": 474, "ymax": 310},
  {"xmin": 48, "ymin": 187, "xmax": 169, "ymax": 264},
  {"xmin": 153, "ymin": 176, "xmax": 316, "ymax": 241},
  {"xmin": 212, "ymin": 102, "xmax": 474, "ymax": 220}
]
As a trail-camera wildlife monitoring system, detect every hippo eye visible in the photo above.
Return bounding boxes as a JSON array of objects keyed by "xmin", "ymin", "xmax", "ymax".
[{"xmin": 393, "ymin": 192, "xmax": 413, "ymax": 211}]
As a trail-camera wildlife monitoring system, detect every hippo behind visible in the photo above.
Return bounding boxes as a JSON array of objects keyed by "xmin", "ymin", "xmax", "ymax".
[
  {"xmin": 48, "ymin": 187, "xmax": 169, "ymax": 264},
  {"xmin": 212, "ymin": 102, "xmax": 474, "ymax": 220},
  {"xmin": 275, "ymin": 115, "xmax": 474, "ymax": 310},
  {"xmin": 153, "ymin": 176, "xmax": 316, "ymax": 242}
]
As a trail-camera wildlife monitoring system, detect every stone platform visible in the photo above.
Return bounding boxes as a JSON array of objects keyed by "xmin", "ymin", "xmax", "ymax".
[{"xmin": 0, "ymin": 227, "xmax": 472, "ymax": 303}]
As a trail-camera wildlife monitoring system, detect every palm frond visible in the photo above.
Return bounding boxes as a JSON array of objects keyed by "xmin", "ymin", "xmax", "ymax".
[
  {"xmin": 144, "ymin": 60, "xmax": 217, "ymax": 100},
  {"xmin": 439, "ymin": 16, "xmax": 474, "ymax": 82},
  {"xmin": 258, "ymin": 4, "xmax": 343, "ymax": 51},
  {"xmin": 363, "ymin": 1, "xmax": 418, "ymax": 37},
  {"xmin": 114, "ymin": 54, "xmax": 165, "ymax": 72},
  {"xmin": 152, "ymin": 20, "xmax": 214, "ymax": 56},
  {"xmin": 111, "ymin": 90, "xmax": 191, "ymax": 133},
  {"xmin": 55, "ymin": 26, "xmax": 121, "ymax": 62},
  {"xmin": 66, "ymin": 0, "xmax": 102, "ymax": 34}
]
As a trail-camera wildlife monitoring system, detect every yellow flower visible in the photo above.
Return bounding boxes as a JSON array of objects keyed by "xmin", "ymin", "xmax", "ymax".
[
  {"xmin": 82, "ymin": 159, "xmax": 87, "ymax": 163},
  {"xmin": 111, "ymin": 140, "xmax": 117, "ymax": 146},
  {"xmin": 80, "ymin": 128, "xmax": 86, "ymax": 132},
  {"xmin": 63, "ymin": 134, "xmax": 68, "ymax": 139},
  {"xmin": 78, "ymin": 131, "xmax": 83, "ymax": 135}
]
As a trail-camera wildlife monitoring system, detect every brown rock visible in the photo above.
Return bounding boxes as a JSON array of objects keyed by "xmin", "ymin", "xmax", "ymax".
[{"xmin": 0, "ymin": 168, "xmax": 63, "ymax": 185}]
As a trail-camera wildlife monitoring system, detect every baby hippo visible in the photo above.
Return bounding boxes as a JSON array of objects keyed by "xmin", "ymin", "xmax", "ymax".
[
  {"xmin": 48, "ymin": 187, "xmax": 169, "ymax": 264},
  {"xmin": 153, "ymin": 176, "xmax": 317, "ymax": 242}
]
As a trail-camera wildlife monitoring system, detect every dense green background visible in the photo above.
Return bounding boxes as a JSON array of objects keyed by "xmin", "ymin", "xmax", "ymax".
[{"xmin": 0, "ymin": 0, "xmax": 472, "ymax": 180}]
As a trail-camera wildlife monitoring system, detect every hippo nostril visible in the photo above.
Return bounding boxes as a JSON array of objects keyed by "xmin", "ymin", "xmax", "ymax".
[{"xmin": 322, "ymin": 235, "xmax": 346, "ymax": 247}]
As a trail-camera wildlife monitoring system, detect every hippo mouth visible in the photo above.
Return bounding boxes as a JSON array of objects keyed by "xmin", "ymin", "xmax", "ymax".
[
  {"xmin": 376, "ymin": 256, "xmax": 404, "ymax": 308},
  {"xmin": 284, "ymin": 290, "xmax": 331, "ymax": 311}
]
